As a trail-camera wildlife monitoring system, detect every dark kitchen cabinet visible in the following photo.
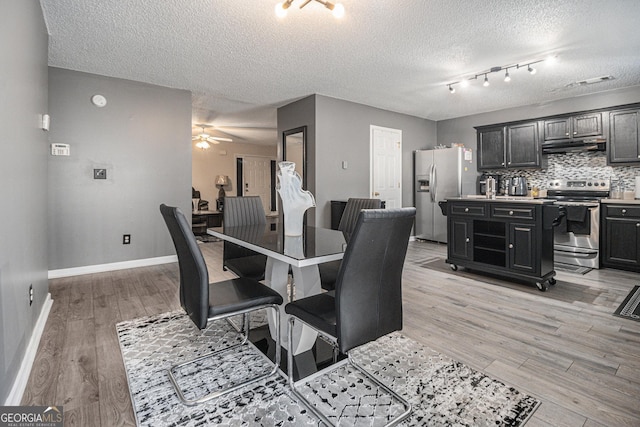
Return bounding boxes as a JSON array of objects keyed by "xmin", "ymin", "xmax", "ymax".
[
  {"xmin": 444, "ymin": 200, "xmax": 558, "ymax": 290},
  {"xmin": 543, "ymin": 112, "xmax": 602, "ymax": 141},
  {"xmin": 507, "ymin": 122, "xmax": 541, "ymax": 168},
  {"xmin": 477, "ymin": 122, "xmax": 542, "ymax": 170},
  {"xmin": 608, "ymin": 108, "xmax": 640, "ymax": 164},
  {"xmin": 601, "ymin": 204, "xmax": 640, "ymax": 272},
  {"xmin": 477, "ymin": 126, "xmax": 506, "ymax": 169}
]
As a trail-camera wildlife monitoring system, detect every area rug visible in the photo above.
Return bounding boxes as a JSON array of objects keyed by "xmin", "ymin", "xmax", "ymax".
[
  {"xmin": 117, "ymin": 311, "xmax": 540, "ymax": 426},
  {"xmin": 613, "ymin": 285, "xmax": 640, "ymax": 322},
  {"xmin": 419, "ymin": 258, "xmax": 605, "ymax": 305}
]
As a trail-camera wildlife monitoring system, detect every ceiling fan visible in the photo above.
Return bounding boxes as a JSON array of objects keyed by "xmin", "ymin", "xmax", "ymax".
[{"xmin": 192, "ymin": 125, "xmax": 232, "ymax": 149}]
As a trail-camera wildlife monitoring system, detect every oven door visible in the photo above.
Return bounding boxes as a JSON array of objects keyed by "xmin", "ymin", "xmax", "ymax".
[{"xmin": 554, "ymin": 201, "xmax": 600, "ymax": 268}]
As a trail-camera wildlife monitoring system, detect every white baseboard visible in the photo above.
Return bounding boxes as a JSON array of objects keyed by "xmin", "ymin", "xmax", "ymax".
[
  {"xmin": 4, "ymin": 293, "xmax": 53, "ymax": 405},
  {"xmin": 48, "ymin": 255, "xmax": 178, "ymax": 279}
]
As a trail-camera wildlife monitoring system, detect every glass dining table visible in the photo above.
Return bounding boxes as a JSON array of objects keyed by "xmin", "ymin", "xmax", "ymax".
[{"xmin": 207, "ymin": 223, "xmax": 347, "ymax": 358}]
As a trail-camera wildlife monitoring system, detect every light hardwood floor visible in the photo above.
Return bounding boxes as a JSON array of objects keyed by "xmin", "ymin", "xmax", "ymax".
[{"xmin": 22, "ymin": 241, "xmax": 640, "ymax": 426}]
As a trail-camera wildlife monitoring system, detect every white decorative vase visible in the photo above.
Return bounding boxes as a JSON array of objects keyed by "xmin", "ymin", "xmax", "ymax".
[{"xmin": 277, "ymin": 161, "xmax": 316, "ymax": 236}]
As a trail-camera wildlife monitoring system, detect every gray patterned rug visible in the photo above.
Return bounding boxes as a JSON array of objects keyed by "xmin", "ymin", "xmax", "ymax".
[
  {"xmin": 117, "ymin": 311, "xmax": 540, "ymax": 426},
  {"xmin": 614, "ymin": 285, "xmax": 640, "ymax": 322}
]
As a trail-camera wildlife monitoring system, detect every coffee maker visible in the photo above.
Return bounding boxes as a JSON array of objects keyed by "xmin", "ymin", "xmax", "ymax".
[{"xmin": 478, "ymin": 173, "xmax": 502, "ymax": 195}]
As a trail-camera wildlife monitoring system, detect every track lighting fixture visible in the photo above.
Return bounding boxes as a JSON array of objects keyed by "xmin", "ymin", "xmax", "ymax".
[
  {"xmin": 446, "ymin": 55, "xmax": 554, "ymax": 93},
  {"xmin": 276, "ymin": 0, "xmax": 345, "ymax": 18}
]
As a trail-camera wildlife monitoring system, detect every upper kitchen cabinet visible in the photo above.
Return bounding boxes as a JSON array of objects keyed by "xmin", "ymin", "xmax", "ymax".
[
  {"xmin": 608, "ymin": 108, "xmax": 640, "ymax": 163},
  {"xmin": 477, "ymin": 126, "xmax": 506, "ymax": 169},
  {"xmin": 507, "ymin": 122, "xmax": 541, "ymax": 168},
  {"xmin": 543, "ymin": 112, "xmax": 602, "ymax": 141},
  {"xmin": 477, "ymin": 121, "xmax": 542, "ymax": 170}
]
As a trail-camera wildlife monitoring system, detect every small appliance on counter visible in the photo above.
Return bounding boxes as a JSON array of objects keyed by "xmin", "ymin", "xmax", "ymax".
[
  {"xmin": 508, "ymin": 176, "xmax": 528, "ymax": 196},
  {"xmin": 478, "ymin": 173, "xmax": 501, "ymax": 195}
]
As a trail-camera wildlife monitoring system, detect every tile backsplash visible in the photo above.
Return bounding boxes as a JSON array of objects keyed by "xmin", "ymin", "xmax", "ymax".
[{"xmin": 486, "ymin": 152, "xmax": 640, "ymax": 191}]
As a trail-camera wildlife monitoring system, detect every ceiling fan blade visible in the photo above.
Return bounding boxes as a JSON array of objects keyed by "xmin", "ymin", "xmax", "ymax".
[{"xmin": 207, "ymin": 136, "xmax": 233, "ymax": 142}]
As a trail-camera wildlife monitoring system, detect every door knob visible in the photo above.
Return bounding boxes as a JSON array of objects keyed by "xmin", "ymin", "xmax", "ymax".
[
  {"xmin": 374, "ymin": 192, "xmax": 380, "ymax": 196},
  {"xmin": 509, "ymin": 244, "xmax": 513, "ymax": 249}
]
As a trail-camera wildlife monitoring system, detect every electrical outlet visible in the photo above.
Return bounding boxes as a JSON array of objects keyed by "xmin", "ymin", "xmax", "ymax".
[
  {"xmin": 123, "ymin": 234, "xmax": 131, "ymax": 244},
  {"xmin": 29, "ymin": 284, "xmax": 34, "ymax": 306},
  {"xmin": 94, "ymin": 168, "xmax": 107, "ymax": 179}
]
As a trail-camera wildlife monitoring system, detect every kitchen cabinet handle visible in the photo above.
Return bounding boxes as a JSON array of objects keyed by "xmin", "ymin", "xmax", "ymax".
[
  {"xmin": 622, "ymin": 209, "xmax": 627, "ymax": 214},
  {"xmin": 509, "ymin": 210, "xmax": 514, "ymax": 215},
  {"xmin": 636, "ymin": 223, "xmax": 640, "ymax": 227},
  {"xmin": 573, "ymin": 131, "xmax": 577, "ymax": 135},
  {"xmin": 465, "ymin": 237, "xmax": 470, "ymax": 242},
  {"xmin": 565, "ymin": 132, "xmax": 569, "ymax": 136},
  {"xmin": 464, "ymin": 207, "xmax": 469, "ymax": 212},
  {"xmin": 509, "ymin": 244, "xmax": 513, "ymax": 249},
  {"xmin": 501, "ymin": 162, "xmax": 505, "ymax": 166}
]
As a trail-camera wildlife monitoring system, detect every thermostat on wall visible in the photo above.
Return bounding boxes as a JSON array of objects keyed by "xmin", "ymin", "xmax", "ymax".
[{"xmin": 51, "ymin": 143, "xmax": 70, "ymax": 156}]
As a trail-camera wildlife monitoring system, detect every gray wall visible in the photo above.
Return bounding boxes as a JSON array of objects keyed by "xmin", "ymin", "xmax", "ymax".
[
  {"xmin": 314, "ymin": 95, "xmax": 437, "ymax": 228},
  {"xmin": 437, "ymin": 86, "xmax": 640, "ymax": 150},
  {"xmin": 0, "ymin": 0, "xmax": 49, "ymax": 402},
  {"xmin": 47, "ymin": 68, "xmax": 192, "ymax": 270}
]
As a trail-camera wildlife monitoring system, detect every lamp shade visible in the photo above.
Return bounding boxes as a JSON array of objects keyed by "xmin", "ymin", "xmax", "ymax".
[{"xmin": 215, "ymin": 175, "xmax": 229, "ymax": 186}]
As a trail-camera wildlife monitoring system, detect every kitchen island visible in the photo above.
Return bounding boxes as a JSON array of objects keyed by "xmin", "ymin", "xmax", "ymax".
[{"xmin": 441, "ymin": 197, "xmax": 563, "ymax": 291}]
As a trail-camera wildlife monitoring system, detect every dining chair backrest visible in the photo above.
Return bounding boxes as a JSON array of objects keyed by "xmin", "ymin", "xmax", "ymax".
[
  {"xmin": 334, "ymin": 207, "xmax": 416, "ymax": 354},
  {"xmin": 160, "ymin": 204, "xmax": 209, "ymax": 329},
  {"xmin": 222, "ymin": 196, "xmax": 268, "ymax": 280},
  {"xmin": 223, "ymin": 196, "xmax": 267, "ymax": 228},
  {"xmin": 338, "ymin": 198, "xmax": 382, "ymax": 241}
]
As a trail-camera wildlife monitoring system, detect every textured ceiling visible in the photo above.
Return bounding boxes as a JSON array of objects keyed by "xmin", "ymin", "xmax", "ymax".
[{"xmin": 40, "ymin": 0, "xmax": 640, "ymax": 145}]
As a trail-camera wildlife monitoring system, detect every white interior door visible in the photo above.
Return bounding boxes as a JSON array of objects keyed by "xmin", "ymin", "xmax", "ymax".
[
  {"xmin": 370, "ymin": 126, "xmax": 402, "ymax": 208},
  {"xmin": 242, "ymin": 155, "xmax": 273, "ymax": 213}
]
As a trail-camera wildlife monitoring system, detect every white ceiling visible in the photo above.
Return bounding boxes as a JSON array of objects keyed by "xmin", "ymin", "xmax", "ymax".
[{"xmin": 40, "ymin": 0, "xmax": 640, "ymax": 145}]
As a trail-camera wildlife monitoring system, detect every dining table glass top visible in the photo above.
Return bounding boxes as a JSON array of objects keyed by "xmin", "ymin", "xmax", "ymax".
[{"xmin": 209, "ymin": 223, "xmax": 347, "ymax": 263}]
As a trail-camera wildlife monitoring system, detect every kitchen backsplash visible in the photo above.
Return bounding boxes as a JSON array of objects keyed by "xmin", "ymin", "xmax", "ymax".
[{"xmin": 485, "ymin": 152, "xmax": 640, "ymax": 191}]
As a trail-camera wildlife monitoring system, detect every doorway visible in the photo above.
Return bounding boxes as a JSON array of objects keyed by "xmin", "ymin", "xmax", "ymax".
[
  {"xmin": 241, "ymin": 155, "xmax": 275, "ymax": 213},
  {"xmin": 370, "ymin": 125, "xmax": 402, "ymax": 208}
]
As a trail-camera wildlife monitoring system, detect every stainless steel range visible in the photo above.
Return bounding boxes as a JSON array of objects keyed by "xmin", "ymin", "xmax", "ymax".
[{"xmin": 546, "ymin": 179, "xmax": 610, "ymax": 269}]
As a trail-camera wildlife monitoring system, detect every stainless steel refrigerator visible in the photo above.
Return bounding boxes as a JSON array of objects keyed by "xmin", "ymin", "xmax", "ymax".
[{"xmin": 415, "ymin": 147, "xmax": 477, "ymax": 243}]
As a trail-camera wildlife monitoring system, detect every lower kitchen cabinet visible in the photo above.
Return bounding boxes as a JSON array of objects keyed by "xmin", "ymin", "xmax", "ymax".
[
  {"xmin": 443, "ymin": 199, "xmax": 559, "ymax": 291},
  {"xmin": 601, "ymin": 204, "xmax": 640, "ymax": 272}
]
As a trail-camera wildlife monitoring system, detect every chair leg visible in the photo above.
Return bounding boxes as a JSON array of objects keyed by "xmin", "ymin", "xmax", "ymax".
[
  {"xmin": 168, "ymin": 304, "xmax": 281, "ymax": 406},
  {"xmin": 286, "ymin": 316, "xmax": 412, "ymax": 426}
]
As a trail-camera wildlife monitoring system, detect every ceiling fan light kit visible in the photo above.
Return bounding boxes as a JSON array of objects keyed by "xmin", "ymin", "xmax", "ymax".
[
  {"xmin": 275, "ymin": 0, "xmax": 344, "ymax": 18},
  {"xmin": 192, "ymin": 125, "xmax": 232, "ymax": 150},
  {"xmin": 446, "ymin": 55, "xmax": 557, "ymax": 94}
]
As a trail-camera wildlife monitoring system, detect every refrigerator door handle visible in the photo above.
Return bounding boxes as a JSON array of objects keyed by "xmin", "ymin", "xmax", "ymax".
[{"xmin": 431, "ymin": 164, "xmax": 437, "ymax": 203}]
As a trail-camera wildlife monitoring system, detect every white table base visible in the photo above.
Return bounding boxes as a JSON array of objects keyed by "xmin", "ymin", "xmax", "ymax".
[{"xmin": 264, "ymin": 257, "xmax": 320, "ymax": 356}]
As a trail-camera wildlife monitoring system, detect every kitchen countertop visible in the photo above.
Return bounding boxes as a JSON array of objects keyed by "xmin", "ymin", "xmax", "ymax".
[
  {"xmin": 446, "ymin": 196, "xmax": 556, "ymax": 204},
  {"xmin": 600, "ymin": 198, "xmax": 640, "ymax": 204}
]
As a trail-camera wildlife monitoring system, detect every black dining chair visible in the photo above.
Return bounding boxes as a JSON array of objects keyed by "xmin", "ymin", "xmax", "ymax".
[
  {"xmin": 159, "ymin": 204, "xmax": 283, "ymax": 406},
  {"xmin": 222, "ymin": 196, "xmax": 268, "ymax": 281},
  {"xmin": 286, "ymin": 207, "xmax": 415, "ymax": 426},
  {"xmin": 319, "ymin": 198, "xmax": 382, "ymax": 291}
]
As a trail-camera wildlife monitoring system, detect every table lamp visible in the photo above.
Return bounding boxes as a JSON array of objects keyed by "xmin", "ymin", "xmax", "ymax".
[{"xmin": 215, "ymin": 175, "xmax": 229, "ymax": 199}]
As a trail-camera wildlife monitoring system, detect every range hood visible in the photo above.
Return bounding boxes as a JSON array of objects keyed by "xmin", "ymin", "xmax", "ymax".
[{"xmin": 541, "ymin": 138, "xmax": 606, "ymax": 154}]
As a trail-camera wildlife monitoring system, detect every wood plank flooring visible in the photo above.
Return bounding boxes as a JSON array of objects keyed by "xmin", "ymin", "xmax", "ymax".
[{"xmin": 22, "ymin": 241, "xmax": 640, "ymax": 426}]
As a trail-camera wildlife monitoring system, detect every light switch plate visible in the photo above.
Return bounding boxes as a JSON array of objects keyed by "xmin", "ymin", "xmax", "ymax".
[{"xmin": 94, "ymin": 169, "xmax": 107, "ymax": 179}]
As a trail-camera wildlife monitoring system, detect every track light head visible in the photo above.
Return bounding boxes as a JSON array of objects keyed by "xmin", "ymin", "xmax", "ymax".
[
  {"xmin": 528, "ymin": 65, "xmax": 537, "ymax": 75},
  {"xmin": 483, "ymin": 74, "xmax": 490, "ymax": 87},
  {"xmin": 504, "ymin": 70, "xmax": 511, "ymax": 82},
  {"xmin": 448, "ymin": 84, "xmax": 456, "ymax": 94}
]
